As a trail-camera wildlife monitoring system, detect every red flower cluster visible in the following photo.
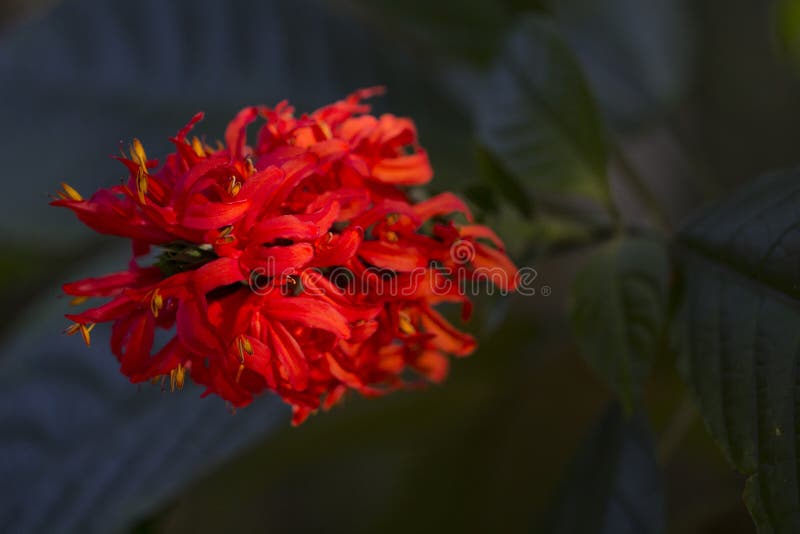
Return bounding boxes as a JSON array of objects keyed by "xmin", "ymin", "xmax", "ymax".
[{"xmin": 53, "ymin": 88, "xmax": 518, "ymax": 424}]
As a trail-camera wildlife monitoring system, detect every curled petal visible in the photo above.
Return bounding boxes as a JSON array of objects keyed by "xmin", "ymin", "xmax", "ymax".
[
  {"xmin": 181, "ymin": 199, "xmax": 250, "ymax": 230},
  {"xmin": 358, "ymin": 241, "xmax": 427, "ymax": 272},
  {"xmin": 371, "ymin": 152, "xmax": 432, "ymax": 185},
  {"xmin": 224, "ymin": 106, "xmax": 258, "ymax": 160},
  {"xmin": 268, "ymin": 321, "xmax": 309, "ymax": 391},
  {"xmin": 414, "ymin": 192, "xmax": 473, "ymax": 223},
  {"xmin": 263, "ymin": 297, "xmax": 350, "ymax": 338}
]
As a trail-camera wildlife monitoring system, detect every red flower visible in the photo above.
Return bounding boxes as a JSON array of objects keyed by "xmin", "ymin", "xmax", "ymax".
[{"xmin": 53, "ymin": 88, "xmax": 518, "ymax": 424}]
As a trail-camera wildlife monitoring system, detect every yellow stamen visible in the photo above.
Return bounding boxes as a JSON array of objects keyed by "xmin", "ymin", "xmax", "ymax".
[
  {"xmin": 175, "ymin": 363, "xmax": 186, "ymax": 390},
  {"xmin": 245, "ymin": 155, "xmax": 257, "ymax": 175},
  {"xmin": 130, "ymin": 138, "xmax": 147, "ymax": 166},
  {"xmin": 169, "ymin": 368, "xmax": 177, "ymax": 392},
  {"xmin": 386, "ymin": 213, "xmax": 399, "ymax": 225},
  {"xmin": 149, "ymin": 289, "xmax": 163, "ymax": 318},
  {"xmin": 191, "ymin": 136, "xmax": 206, "ymax": 157},
  {"xmin": 227, "ymin": 176, "xmax": 242, "ymax": 197},
  {"xmin": 398, "ymin": 311, "xmax": 415, "ymax": 335},
  {"xmin": 136, "ymin": 172, "xmax": 148, "ymax": 204},
  {"xmin": 217, "ymin": 225, "xmax": 235, "ymax": 244},
  {"xmin": 70, "ymin": 295, "xmax": 89, "ymax": 306},
  {"xmin": 236, "ymin": 335, "xmax": 254, "ymax": 363},
  {"xmin": 316, "ymin": 119, "xmax": 333, "ymax": 140},
  {"xmin": 130, "ymin": 138, "xmax": 149, "ymax": 204},
  {"xmin": 235, "ymin": 363, "xmax": 245, "ymax": 383},
  {"xmin": 58, "ymin": 182, "xmax": 83, "ymax": 201},
  {"xmin": 385, "ymin": 231, "xmax": 399, "ymax": 243},
  {"xmin": 65, "ymin": 322, "xmax": 95, "ymax": 346}
]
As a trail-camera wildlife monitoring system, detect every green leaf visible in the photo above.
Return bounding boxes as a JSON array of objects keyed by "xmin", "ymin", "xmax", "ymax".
[
  {"xmin": 550, "ymin": 0, "xmax": 694, "ymax": 130},
  {"xmin": 673, "ymin": 167, "xmax": 800, "ymax": 532},
  {"xmin": 775, "ymin": 0, "xmax": 800, "ymax": 68},
  {"xmin": 542, "ymin": 403, "xmax": 665, "ymax": 534},
  {"xmin": 570, "ymin": 237, "xmax": 670, "ymax": 410},
  {"xmin": 459, "ymin": 17, "xmax": 610, "ymax": 202},
  {"xmin": 475, "ymin": 142, "xmax": 535, "ymax": 218}
]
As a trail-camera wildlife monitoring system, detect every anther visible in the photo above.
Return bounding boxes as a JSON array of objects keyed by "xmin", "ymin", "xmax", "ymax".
[
  {"xmin": 176, "ymin": 364, "xmax": 186, "ymax": 390},
  {"xmin": 191, "ymin": 136, "xmax": 206, "ymax": 157},
  {"xmin": 227, "ymin": 176, "xmax": 242, "ymax": 197},
  {"xmin": 58, "ymin": 183, "xmax": 83, "ymax": 201},
  {"xmin": 70, "ymin": 295, "xmax": 89, "ymax": 306},
  {"xmin": 64, "ymin": 322, "xmax": 95, "ymax": 346},
  {"xmin": 237, "ymin": 335, "xmax": 254, "ymax": 363},
  {"xmin": 398, "ymin": 311, "xmax": 416, "ymax": 335},
  {"xmin": 149, "ymin": 289, "xmax": 163, "ymax": 318},
  {"xmin": 131, "ymin": 138, "xmax": 149, "ymax": 204},
  {"xmin": 217, "ymin": 225, "xmax": 235, "ymax": 244},
  {"xmin": 235, "ymin": 363, "xmax": 245, "ymax": 383}
]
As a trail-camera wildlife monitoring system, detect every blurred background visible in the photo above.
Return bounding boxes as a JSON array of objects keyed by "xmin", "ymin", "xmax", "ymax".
[{"xmin": 1, "ymin": 0, "xmax": 799, "ymax": 532}]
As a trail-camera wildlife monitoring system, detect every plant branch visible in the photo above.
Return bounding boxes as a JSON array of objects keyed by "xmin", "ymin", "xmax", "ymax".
[
  {"xmin": 613, "ymin": 147, "xmax": 673, "ymax": 236},
  {"xmin": 657, "ymin": 394, "xmax": 697, "ymax": 465}
]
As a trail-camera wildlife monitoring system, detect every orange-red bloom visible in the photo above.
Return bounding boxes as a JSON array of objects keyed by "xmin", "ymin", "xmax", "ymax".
[{"xmin": 53, "ymin": 88, "xmax": 518, "ymax": 424}]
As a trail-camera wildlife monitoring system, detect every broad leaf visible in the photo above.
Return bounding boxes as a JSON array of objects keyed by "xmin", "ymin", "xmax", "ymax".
[
  {"xmin": 550, "ymin": 0, "xmax": 694, "ymax": 130},
  {"xmin": 673, "ymin": 167, "xmax": 800, "ymax": 532},
  {"xmin": 542, "ymin": 403, "xmax": 665, "ymax": 534},
  {"xmin": 570, "ymin": 237, "xmax": 670, "ymax": 410},
  {"xmin": 454, "ymin": 17, "xmax": 610, "ymax": 202},
  {"xmin": 474, "ymin": 143, "xmax": 535, "ymax": 218},
  {"xmin": 0, "ymin": 249, "xmax": 287, "ymax": 534}
]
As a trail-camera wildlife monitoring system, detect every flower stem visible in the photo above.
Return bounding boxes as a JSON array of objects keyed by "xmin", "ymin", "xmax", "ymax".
[
  {"xmin": 657, "ymin": 394, "xmax": 697, "ymax": 465},
  {"xmin": 613, "ymin": 147, "xmax": 673, "ymax": 236}
]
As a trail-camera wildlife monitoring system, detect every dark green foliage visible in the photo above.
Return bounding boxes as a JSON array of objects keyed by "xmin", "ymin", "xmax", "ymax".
[
  {"xmin": 571, "ymin": 237, "xmax": 670, "ymax": 411},
  {"xmin": 543, "ymin": 403, "xmax": 664, "ymax": 534},
  {"xmin": 674, "ymin": 168, "xmax": 800, "ymax": 532}
]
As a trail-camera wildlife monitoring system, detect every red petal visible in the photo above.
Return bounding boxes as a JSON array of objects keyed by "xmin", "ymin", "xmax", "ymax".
[
  {"xmin": 67, "ymin": 296, "xmax": 138, "ymax": 323},
  {"xmin": 174, "ymin": 156, "xmax": 228, "ymax": 199},
  {"xmin": 413, "ymin": 350, "xmax": 450, "ymax": 383},
  {"xmin": 238, "ymin": 165, "xmax": 285, "ymax": 228},
  {"xmin": 177, "ymin": 298, "xmax": 222, "ymax": 354},
  {"xmin": 420, "ymin": 306, "xmax": 476, "ymax": 356},
  {"xmin": 192, "ymin": 257, "xmax": 245, "ymax": 295},
  {"xmin": 310, "ymin": 138, "xmax": 349, "ymax": 165},
  {"xmin": 181, "ymin": 199, "xmax": 250, "ymax": 230},
  {"xmin": 414, "ymin": 192, "xmax": 473, "ymax": 222},
  {"xmin": 240, "ymin": 335, "xmax": 275, "ymax": 387},
  {"xmin": 263, "ymin": 296, "xmax": 350, "ymax": 338},
  {"xmin": 249, "ymin": 215, "xmax": 320, "ymax": 243},
  {"xmin": 225, "ymin": 106, "xmax": 258, "ymax": 159},
  {"xmin": 63, "ymin": 267, "xmax": 161, "ymax": 297},
  {"xmin": 371, "ymin": 152, "xmax": 432, "ymax": 185},
  {"xmin": 117, "ymin": 311, "xmax": 156, "ymax": 377},
  {"xmin": 459, "ymin": 225, "xmax": 505, "ymax": 249},
  {"xmin": 241, "ymin": 242, "xmax": 314, "ymax": 275},
  {"xmin": 312, "ymin": 227, "xmax": 362, "ymax": 266},
  {"xmin": 268, "ymin": 321, "xmax": 309, "ymax": 391},
  {"xmin": 351, "ymin": 199, "xmax": 420, "ymax": 229},
  {"xmin": 472, "ymin": 243, "xmax": 519, "ymax": 292},
  {"xmin": 174, "ymin": 112, "xmax": 205, "ymax": 142},
  {"xmin": 325, "ymin": 352, "xmax": 363, "ymax": 387},
  {"xmin": 358, "ymin": 241, "xmax": 427, "ymax": 272}
]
